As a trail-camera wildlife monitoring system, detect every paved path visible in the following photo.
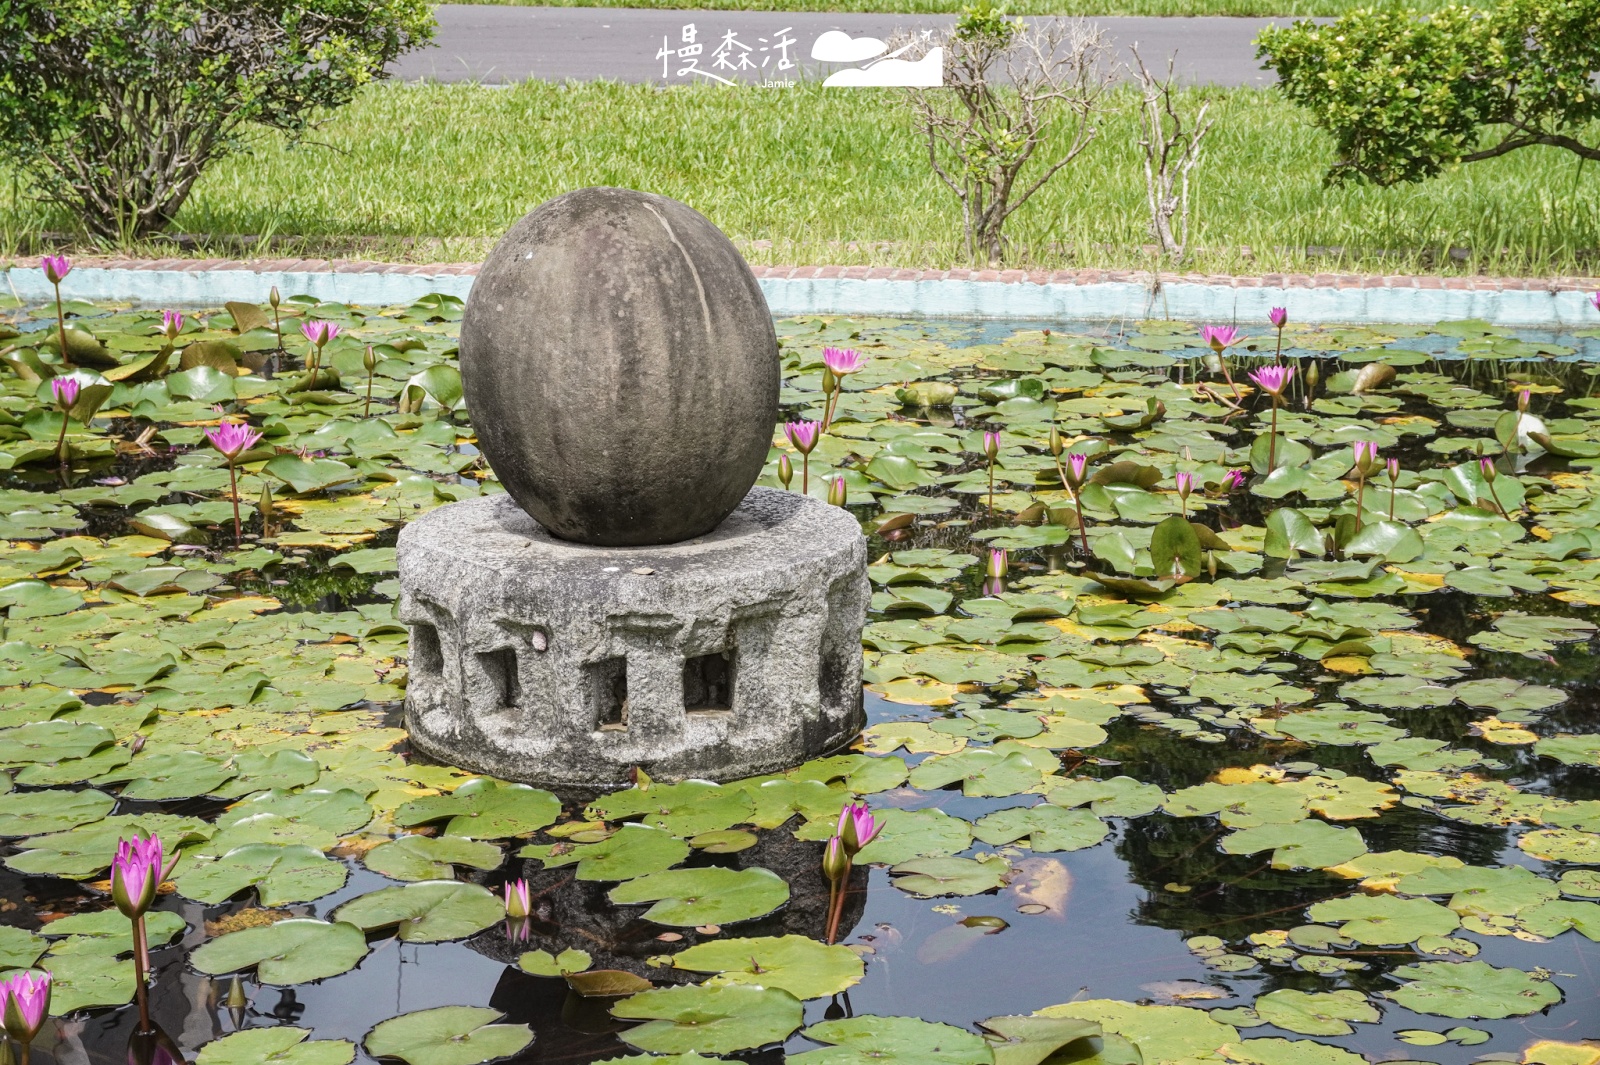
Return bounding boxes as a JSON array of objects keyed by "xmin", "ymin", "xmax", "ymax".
[{"xmin": 390, "ymin": 5, "xmax": 1299, "ymax": 86}]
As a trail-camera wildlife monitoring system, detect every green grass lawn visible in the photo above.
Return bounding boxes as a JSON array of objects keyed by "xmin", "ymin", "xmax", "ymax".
[
  {"xmin": 5, "ymin": 80, "xmax": 1597, "ymax": 277},
  {"xmin": 444, "ymin": 0, "xmax": 1460, "ymax": 17}
]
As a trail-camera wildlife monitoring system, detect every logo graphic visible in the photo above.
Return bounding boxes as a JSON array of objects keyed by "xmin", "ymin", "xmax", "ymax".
[{"xmin": 812, "ymin": 30, "xmax": 943, "ymax": 87}]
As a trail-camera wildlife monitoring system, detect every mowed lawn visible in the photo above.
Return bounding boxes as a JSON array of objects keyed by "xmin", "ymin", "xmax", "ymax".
[{"xmin": 6, "ymin": 80, "xmax": 1599, "ymax": 277}]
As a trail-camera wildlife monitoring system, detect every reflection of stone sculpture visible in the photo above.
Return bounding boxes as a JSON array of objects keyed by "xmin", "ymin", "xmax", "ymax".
[{"xmin": 399, "ymin": 188, "xmax": 868, "ymax": 787}]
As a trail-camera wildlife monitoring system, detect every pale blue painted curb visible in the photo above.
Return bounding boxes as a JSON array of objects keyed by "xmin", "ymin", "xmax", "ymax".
[{"xmin": 7, "ymin": 264, "xmax": 1597, "ymax": 327}]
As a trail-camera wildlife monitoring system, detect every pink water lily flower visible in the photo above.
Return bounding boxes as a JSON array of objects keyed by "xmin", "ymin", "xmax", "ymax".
[
  {"xmin": 1269, "ymin": 307, "xmax": 1287, "ymax": 329},
  {"xmin": 983, "ymin": 430, "xmax": 1001, "ymax": 460},
  {"xmin": 1200, "ymin": 325, "xmax": 1238, "ymax": 350},
  {"xmin": 1064, "ymin": 452, "xmax": 1089, "ymax": 487},
  {"xmin": 836, "ymin": 802, "xmax": 882, "ymax": 855},
  {"xmin": 1223, "ymin": 469, "xmax": 1247, "ymax": 491},
  {"xmin": 987, "ymin": 547, "xmax": 1008, "ymax": 579},
  {"xmin": 41, "ymin": 255, "xmax": 70, "ymax": 285},
  {"xmin": 1175, "ymin": 471, "xmax": 1193, "ymax": 498},
  {"xmin": 206, "ymin": 422, "xmax": 264, "ymax": 461},
  {"xmin": 1591, "ymin": 292, "xmax": 1600, "ymax": 312},
  {"xmin": 1249, "ymin": 364, "xmax": 1294, "ymax": 397},
  {"xmin": 1352, "ymin": 441, "xmax": 1380, "ymax": 472},
  {"xmin": 784, "ymin": 420, "xmax": 820, "ymax": 455},
  {"xmin": 51, "ymin": 377, "xmax": 80, "ymax": 409},
  {"xmin": 1479, "ymin": 455, "xmax": 1497, "ymax": 481},
  {"xmin": 162, "ymin": 310, "xmax": 184, "ymax": 339},
  {"xmin": 301, "ymin": 320, "xmax": 339, "ymax": 346},
  {"xmin": 0, "ymin": 969, "xmax": 51, "ymax": 1045},
  {"xmin": 1387, "ymin": 457, "xmax": 1400, "ymax": 482},
  {"xmin": 111, "ymin": 835, "xmax": 165, "ymax": 919},
  {"xmin": 504, "ymin": 879, "xmax": 531, "ymax": 919},
  {"xmin": 822, "ymin": 347, "xmax": 865, "ymax": 376}
]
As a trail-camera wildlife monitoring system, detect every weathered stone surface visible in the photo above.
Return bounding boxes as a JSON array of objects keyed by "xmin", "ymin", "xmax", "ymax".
[
  {"xmin": 459, "ymin": 187, "xmax": 780, "ymax": 547},
  {"xmin": 399, "ymin": 488, "xmax": 868, "ymax": 788}
]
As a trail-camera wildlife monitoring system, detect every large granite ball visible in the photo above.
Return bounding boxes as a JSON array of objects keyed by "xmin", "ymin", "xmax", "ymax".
[{"xmin": 459, "ymin": 188, "xmax": 779, "ymax": 547}]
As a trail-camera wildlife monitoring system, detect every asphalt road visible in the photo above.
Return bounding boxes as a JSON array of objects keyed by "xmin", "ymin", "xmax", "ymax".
[{"xmin": 389, "ymin": 6, "xmax": 1297, "ymax": 86}]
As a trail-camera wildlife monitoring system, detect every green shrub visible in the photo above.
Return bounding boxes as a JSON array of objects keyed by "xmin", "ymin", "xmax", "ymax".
[
  {"xmin": 0, "ymin": 0, "xmax": 434, "ymax": 241},
  {"xmin": 1256, "ymin": 0, "xmax": 1600, "ymax": 186}
]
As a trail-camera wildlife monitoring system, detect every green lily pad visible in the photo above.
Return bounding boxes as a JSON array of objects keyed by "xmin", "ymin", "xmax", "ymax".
[
  {"xmin": 971, "ymin": 805, "xmax": 1109, "ymax": 852},
  {"xmin": 791, "ymin": 1016, "xmax": 994, "ymax": 1064},
  {"xmin": 364, "ymin": 835, "xmax": 503, "ymax": 881},
  {"xmin": 607, "ymin": 867, "xmax": 789, "ymax": 926},
  {"xmin": 1253, "ymin": 989, "xmax": 1379, "ymax": 1036},
  {"xmin": 611, "ymin": 984, "xmax": 803, "ymax": 1056},
  {"xmin": 1220, "ymin": 821, "xmax": 1368, "ymax": 870},
  {"xmin": 0, "ymin": 721, "xmax": 114, "ymax": 765},
  {"xmin": 197, "ymin": 1028, "xmax": 356, "ymax": 1065},
  {"xmin": 890, "ymin": 856, "xmax": 1009, "ymax": 897},
  {"xmin": 849, "ymin": 808, "xmax": 974, "ymax": 865},
  {"xmin": 190, "ymin": 918, "xmax": 369, "ymax": 984},
  {"xmin": 523, "ymin": 823, "xmax": 689, "ymax": 881},
  {"xmin": 0, "ymin": 787, "xmax": 115, "ymax": 836},
  {"xmin": 1385, "ymin": 960, "xmax": 1561, "ymax": 1018},
  {"xmin": 364, "ymin": 1007, "xmax": 532, "ymax": 1065},
  {"xmin": 332, "ymin": 880, "xmax": 504, "ymax": 941},
  {"xmin": 672, "ymin": 935, "xmax": 864, "ymax": 999},
  {"xmin": 176, "ymin": 843, "xmax": 348, "ymax": 905},
  {"xmin": 1306, "ymin": 894, "xmax": 1460, "ymax": 944},
  {"xmin": 517, "ymin": 948, "xmax": 593, "ymax": 976},
  {"xmin": 394, "ymin": 778, "xmax": 560, "ymax": 838}
]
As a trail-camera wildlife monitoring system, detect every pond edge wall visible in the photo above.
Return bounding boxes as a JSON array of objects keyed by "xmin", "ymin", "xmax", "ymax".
[{"xmin": 6, "ymin": 260, "xmax": 1599, "ymax": 327}]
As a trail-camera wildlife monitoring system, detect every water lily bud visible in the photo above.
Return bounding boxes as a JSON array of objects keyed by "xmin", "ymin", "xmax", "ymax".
[
  {"xmin": 777, "ymin": 453, "xmax": 793, "ymax": 490},
  {"xmin": 1517, "ymin": 389, "xmax": 1530, "ymax": 413},
  {"xmin": 1206, "ymin": 550, "xmax": 1218, "ymax": 579},
  {"xmin": 983, "ymin": 430, "xmax": 1001, "ymax": 462},
  {"xmin": 503, "ymin": 878, "xmax": 531, "ymax": 919},
  {"xmin": 270, "ymin": 286, "xmax": 281, "ymax": 309},
  {"xmin": 1048, "ymin": 426, "xmax": 1064, "ymax": 457},
  {"xmin": 225, "ymin": 975, "xmax": 248, "ymax": 1011},
  {"xmin": 822, "ymin": 835, "xmax": 850, "ymax": 884},
  {"xmin": 1480, "ymin": 456, "xmax": 1497, "ymax": 482},
  {"xmin": 1387, "ymin": 458, "xmax": 1400, "ymax": 485},
  {"xmin": 986, "ymin": 548, "xmax": 1008, "ymax": 579},
  {"xmin": 826, "ymin": 475, "xmax": 847, "ymax": 507},
  {"xmin": 258, "ymin": 483, "xmax": 275, "ymax": 524},
  {"xmin": 821, "ymin": 367, "xmax": 837, "ymax": 396},
  {"xmin": 1305, "ymin": 362, "xmax": 1320, "ymax": 392}
]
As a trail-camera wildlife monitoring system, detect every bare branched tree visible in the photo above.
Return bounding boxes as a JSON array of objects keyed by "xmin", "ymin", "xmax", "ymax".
[
  {"xmin": 1130, "ymin": 45, "xmax": 1215, "ymax": 263},
  {"xmin": 898, "ymin": 4, "xmax": 1112, "ymax": 266}
]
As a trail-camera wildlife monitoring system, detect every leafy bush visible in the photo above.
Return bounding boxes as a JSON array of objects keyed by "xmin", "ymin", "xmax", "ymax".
[
  {"xmin": 0, "ymin": 0, "xmax": 434, "ymax": 241},
  {"xmin": 899, "ymin": 0, "xmax": 1113, "ymax": 264},
  {"xmin": 1256, "ymin": 0, "xmax": 1600, "ymax": 186}
]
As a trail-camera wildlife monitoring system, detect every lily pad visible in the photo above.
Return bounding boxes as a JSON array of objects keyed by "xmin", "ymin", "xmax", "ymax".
[
  {"xmin": 197, "ymin": 1029, "xmax": 356, "ymax": 1065},
  {"xmin": 608, "ymin": 866, "xmax": 789, "ymax": 926},
  {"xmin": 790, "ymin": 1016, "xmax": 995, "ymax": 1064},
  {"xmin": 524, "ymin": 823, "xmax": 689, "ymax": 881},
  {"xmin": 671, "ymin": 935, "xmax": 863, "ymax": 999},
  {"xmin": 364, "ymin": 1007, "xmax": 532, "ymax": 1065},
  {"xmin": 394, "ymin": 778, "xmax": 560, "ymax": 838},
  {"xmin": 189, "ymin": 918, "xmax": 369, "ymax": 984},
  {"xmin": 332, "ymin": 880, "xmax": 504, "ymax": 942},
  {"xmin": 177, "ymin": 843, "xmax": 349, "ymax": 905},
  {"xmin": 611, "ymin": 984, "xmax": 803, "ymax": 1056},
  {"xmin": 1385, "ymin": 960, "xmax": 1561, "ymax": 1018}
]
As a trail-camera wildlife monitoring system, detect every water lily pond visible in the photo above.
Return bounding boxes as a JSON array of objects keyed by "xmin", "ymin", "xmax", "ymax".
[{"xmin": 2, "ymin": 294, "xmax": 1600, "ymax": 1065}]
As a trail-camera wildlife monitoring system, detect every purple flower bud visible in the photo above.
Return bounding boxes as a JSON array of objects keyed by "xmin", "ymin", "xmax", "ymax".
[
  {"xmin": 41, "ymin": 255, "xmax": 70, "ymax": 285},
  {"xmin": 162, "ymin": 310, "xmax": 184, "ymax": 339},
  {"xmin": 503, "ymin": 879, "xmax": 531, "ymax": 918},
  {"xmin": 0, "ymin": 970, "xmax": 51, "ymax": 1045},
  {"xmin": 1479, "ymin": 456, "xmax": 1497, "ymax": 482},
  {"xmin": 1387, "ymin": 457, "xmax": 1400, "ymax": 483},
  {"xmin": 1269, "ymin": 307, "xmax": 1288, "ymax": 329},
  {"xmin": 1223, "ymin": 469, "xmax": 1247, "ymax": 491},
  {"xmin": 1352, "ymin": 441, "xmax": 1379, "ymax": 473},
  {"xmin": 1517, "ymin": 389, "xmax": 1530, "ymax": 413},
  {"xmin": 986, "ymin": 547, "xmax": 1008, "ymax": 579},
  {"xmin": 1065, "ymin": 452, "xmax": 1089, "ymax": 487},
  {"xmin": 1175, "ymin": 471, "xmax": 1193, "ymax": 498},
  {"xmin": 983, "ymin": 430, "xmax": 1001, "ymax": 461},
  {"xmin": 1200, "ymin": 325, "xmax": 1239, "ymax": 351},
  {"xmin": 110, "ymin": 834, "xmax": 166, "ymax": 920},
  {"xmin": 1592, "ymin": 292, "xmax": 1600, "ymax": 313},
  {"xmin": 836, "ymin": 802, "xmax": 882, "ymax": 856},
  {"xmin": 51, "ymin": 377, "xmax": 81, "ymax": 410},
  {"xmin": 784, "ymin": 420, "xmax": 820, "ymax": 455},
  {"xmin": 826, "ymin": 474, "xmax": 848, "ymax": 507}
]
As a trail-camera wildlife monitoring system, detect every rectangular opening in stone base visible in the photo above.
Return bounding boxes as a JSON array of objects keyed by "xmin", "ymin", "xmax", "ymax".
[
  {"xmin": 589, "ymin": 656, "xmax": 630, "ymax": 731},
  {"xmin": 411, "ymin": 621, "xmax": 444, "ymax": 676},
  {"xmin": 683, "ymin": 651, "xmax": 733, "ymax": 715},
  {"xmin": 477, "ymin": 647, "xmax": 521, "ymax": 710}
]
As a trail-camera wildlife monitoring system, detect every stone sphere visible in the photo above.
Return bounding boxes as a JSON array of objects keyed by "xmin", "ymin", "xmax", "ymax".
[{"xmin": 459, "ymin": 188, "xmax": 779, "ymax": 547}]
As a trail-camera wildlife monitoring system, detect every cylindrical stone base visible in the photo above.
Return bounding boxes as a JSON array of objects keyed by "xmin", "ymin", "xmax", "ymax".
[{"xmin": 397, "ymin": 487, "xmax": 869, "ymax": 788}]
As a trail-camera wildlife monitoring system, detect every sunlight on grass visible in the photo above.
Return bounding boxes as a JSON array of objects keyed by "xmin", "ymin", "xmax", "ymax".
[{"xmin": 5, "ymin": 81, "xmax": 1598, "ymax": 276}]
